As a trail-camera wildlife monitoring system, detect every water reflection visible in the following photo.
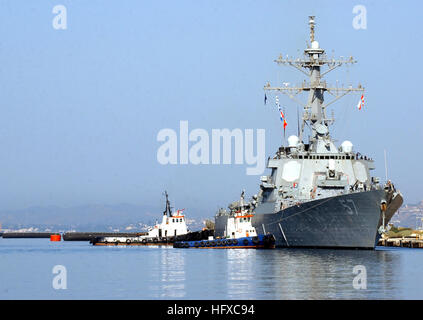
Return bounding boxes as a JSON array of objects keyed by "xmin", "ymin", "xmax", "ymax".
[
  {"xmin": 226, "ymin": 250, "xmax": 258, "ymax": 299},
  {"xmin": 0, "ymin": 240, "xmax": 415, "ymax": 299},
  {"xmin": 148, "ymin": 246, "xmax": 186, "ymax": 298},
  {"xmin": 147, "ymin": 247, "xmax": 404, "ymax": 299},
  {"xmin": 250, "ymin": 248, "xmax": 402, "ymax": 299}
]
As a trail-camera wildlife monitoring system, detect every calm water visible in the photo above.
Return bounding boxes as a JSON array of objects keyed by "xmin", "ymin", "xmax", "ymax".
[{"xmin": 0, "ymin": 238, "xmax": 422, "ymax": 299}]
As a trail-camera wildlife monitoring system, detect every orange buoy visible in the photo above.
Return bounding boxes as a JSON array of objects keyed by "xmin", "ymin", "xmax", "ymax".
[{"xmin": 50, "ymin": 234, "xmax": 61, "ymax": 241}]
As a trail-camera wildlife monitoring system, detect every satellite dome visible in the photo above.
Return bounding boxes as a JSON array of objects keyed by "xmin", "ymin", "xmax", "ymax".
[
  {"xmin": 288, "ymin": 135, "xmax": 300, "ymax": 148},
  {"xmin": 315, "ymin": 123, "xmax": 328, "ymax": 136},
  {"xmin": 312, "ymin": 41, "xmax": 319, "ymax": 49},
  {"xmin": 340, "ymin": 140, "xmax": 353, "ymax": 153}
]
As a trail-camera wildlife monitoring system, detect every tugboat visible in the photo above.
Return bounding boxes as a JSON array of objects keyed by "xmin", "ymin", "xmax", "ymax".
[
  {"xmin": 91, "ymin": 191, "xmax": 189, "ymax": 246},
  {"xmin": 173, "ymin": 191, "xmax": 275, "ymax": 249}
]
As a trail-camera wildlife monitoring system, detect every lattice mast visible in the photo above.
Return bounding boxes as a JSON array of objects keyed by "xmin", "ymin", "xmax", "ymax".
[{"xmin": 264, "ymin": 16, "xmax": 364, "ymax": 142}]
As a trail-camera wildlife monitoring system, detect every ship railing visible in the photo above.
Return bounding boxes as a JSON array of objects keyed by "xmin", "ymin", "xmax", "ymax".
[{"xmin": 285, "ymin": 153, "xmax": 374, "ymax": 161}]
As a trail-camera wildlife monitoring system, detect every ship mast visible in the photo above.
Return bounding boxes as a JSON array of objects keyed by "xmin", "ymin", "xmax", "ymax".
[
  {"xmin": 163, "ymin": 190, "xmax": 172, "ymax": 217},
  {"xmin": 264, "ymin": 16, "xmax": 364, "ymax": 144}
]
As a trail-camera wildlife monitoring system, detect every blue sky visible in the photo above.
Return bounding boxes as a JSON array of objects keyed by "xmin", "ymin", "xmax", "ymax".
[{"xmin": 0, "ymin": 0, "xmax": 421, "ymax": 216}]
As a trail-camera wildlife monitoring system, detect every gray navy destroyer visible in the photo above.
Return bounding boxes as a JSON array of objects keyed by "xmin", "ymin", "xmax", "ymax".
[{"xmin": 215, "ymin": 16, "xmax": 403, "ymax": 249}]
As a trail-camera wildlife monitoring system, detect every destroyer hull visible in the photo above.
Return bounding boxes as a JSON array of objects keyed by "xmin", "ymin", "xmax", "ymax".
[{"xmin": 215, "ymin": 190, "xmax": 402, "ymax": 249}]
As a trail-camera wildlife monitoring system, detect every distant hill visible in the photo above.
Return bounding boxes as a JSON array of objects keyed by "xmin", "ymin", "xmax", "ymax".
[
  {"xmin": 2, "ymin": 200, "xmax": 422, "ymax": 231},
  {"xmin": 0, "ymin": 203, "xmax": 212, "ymax": 231},
  {"xmin": 389, "ymin": 201, "xmax": 423, "ymax": 229},
  {"xmin": 0, "ymin": 204, "xmax": 166, "ymax": 228}
]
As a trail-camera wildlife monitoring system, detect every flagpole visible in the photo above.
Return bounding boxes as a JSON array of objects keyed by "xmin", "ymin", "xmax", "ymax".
[
  {"xmin": 283, "ymin": 105, "xmax": 286, "ymax": 143},
  {"xmin": 297, "ymin": 105, "xmax": 300, "ymax": 137},
  {"xmin": 384, "ymin": 149, "xmax": 388, "ymax": 182}
]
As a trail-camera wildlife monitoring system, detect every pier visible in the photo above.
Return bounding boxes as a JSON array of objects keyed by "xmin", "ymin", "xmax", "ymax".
[
  {"xmin": 62, "ymin": 232, "xmax": 147, "ymax": 241},
  {"xmin": 2, "ymin": 232, "xmax": 58, "ymax": 238},
  {"xmin": 378, "ymin": 238, "xmax": 423, "ymax": 248}
]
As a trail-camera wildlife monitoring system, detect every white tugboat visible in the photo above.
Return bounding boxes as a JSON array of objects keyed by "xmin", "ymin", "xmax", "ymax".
[
  {"xmin": 173, "ymin": 191, "xmax": 275, "ymax": 249},
  {"xmin": 223, "ymin": 190, "xmax": 257, "ymax": 239},
  {"xmin": 91, "ymin": 191, "xmax": 189, "ymax": 246}
]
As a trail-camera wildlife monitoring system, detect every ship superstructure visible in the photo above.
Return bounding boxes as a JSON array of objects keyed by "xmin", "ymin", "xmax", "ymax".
[
  {"xmin": 215, "ymin": 16, "xmax": 403, "ymax": 249},
  {"xmin": 147, "ymin": 191, "xmax": 188, "ymax": 239},
  {"xmin": 222, "ymin": 191, "xmax": 258, "ymax": 239}
]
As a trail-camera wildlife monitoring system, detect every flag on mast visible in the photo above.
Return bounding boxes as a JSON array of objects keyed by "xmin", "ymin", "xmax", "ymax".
[
  {"xmin": 278, "ymin": 106, "xmax": 287, "ymax": 129},
  {"xmin": 276, "ymin": 95, "xmax": 287, "ymax": 133},
  {"xmin": 175, "ymin": 209, "xmax": 185, "ymax": 216},
  {"xmin": 357, "ymin": 94, "xmax": 364, "ymax": 110}
]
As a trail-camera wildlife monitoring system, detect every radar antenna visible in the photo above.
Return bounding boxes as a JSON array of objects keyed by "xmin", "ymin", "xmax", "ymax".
[{"xmin": 264, "ymin": 16, "xmax": 364, "ymax": 142}]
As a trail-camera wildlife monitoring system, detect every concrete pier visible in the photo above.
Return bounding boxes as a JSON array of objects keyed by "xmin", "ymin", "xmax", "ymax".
[
  {"xmin": 378, "ymin": 238, "xmax": 423, "ymax": 248},
  {"xmin": 62, "ymin": 232, "xmax": 147, "ymax": 241},
  {"xmin": 2, "ymin": 232, "xmax": 58, "ymax": 238}
]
